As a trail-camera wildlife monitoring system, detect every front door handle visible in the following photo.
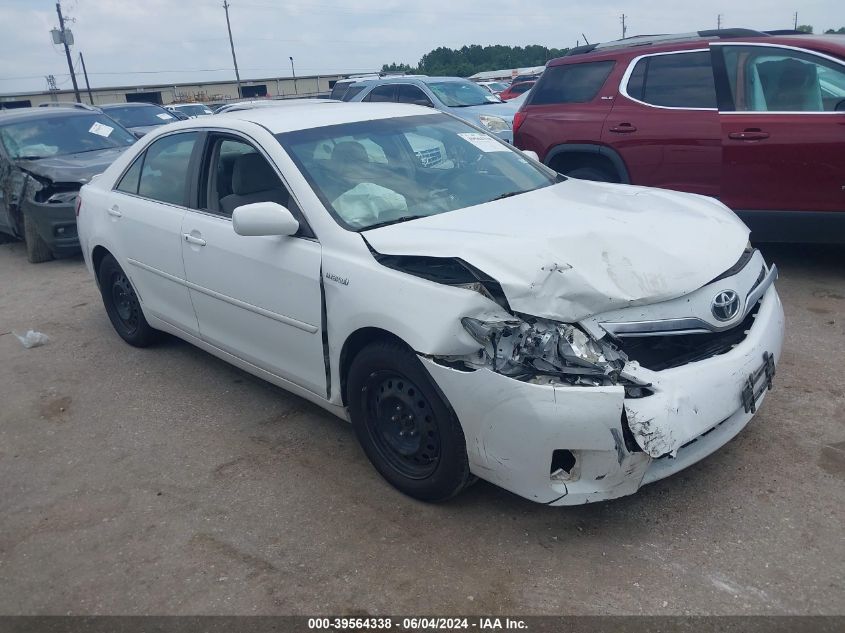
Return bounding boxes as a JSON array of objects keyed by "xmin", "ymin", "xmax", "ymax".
[
  {"xmin": 107, "ymin": 205, "xmax": 122, "ymax": 218},
  {"xmin": 609, "ymin": 123, "xmax": 637, "ymax": 133},
  {"xmin": 728, "ymin": 129, "xmax": 770, "ymax": 141},
  {"xmin": 183, "ymin": 233, "xmax": 206, "ymax": 246}
]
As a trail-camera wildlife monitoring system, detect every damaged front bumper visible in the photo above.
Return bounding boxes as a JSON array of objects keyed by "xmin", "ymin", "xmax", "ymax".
[
  {"xmin": 420, "ymin": 284, "xmax": 784, "ymax": 505},
  {"xmin": 22, "ymin": 198, "xmax": 80, "ymax": 255}
]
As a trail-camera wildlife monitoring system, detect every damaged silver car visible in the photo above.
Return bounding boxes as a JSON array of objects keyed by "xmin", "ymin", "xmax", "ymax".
[
  {"xmin": 0, "ymin": 106, "xmax": 135, "ymax": 262},
  {"xmin": 77, "ymin": 105, "xmax": 784, "ymax": 504}
]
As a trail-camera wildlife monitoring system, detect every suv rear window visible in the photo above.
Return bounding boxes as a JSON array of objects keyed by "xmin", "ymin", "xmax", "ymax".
[
  {"xmin": 626, "ymin": 51, "xmax": 716, "ymax": 108},
  {"xmin": 528, "ymin": 61, "xmax": 614, "ymax": 105}
]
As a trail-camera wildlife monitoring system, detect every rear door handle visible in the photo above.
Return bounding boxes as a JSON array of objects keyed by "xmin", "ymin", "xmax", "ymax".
[
  {"xmin": 107, "ymin": 205, "xmax": 122, "ymax": 218},
  {"xmin": 183, "ymin": 233, "xmax": 206, "ymax": 246},
  {"xmin": 609, "ymin": 123, "xmax": 637, "ymax": 133},
  {"xmin": 728, "ymin": 129, "xmax": 770, "ymax": 141}
]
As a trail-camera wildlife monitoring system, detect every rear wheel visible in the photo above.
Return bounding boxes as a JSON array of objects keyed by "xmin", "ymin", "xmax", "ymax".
[
  {"xmin": 347, "ymin": 340, "xmax": 474, "ymax": 501},
  {"xmin": 23, "ymin": 214, "xmax": 53, "ymax": 263},
  {"xmin": 97, "ymin": 254, "xmax": 160, "ymax": 347},
  {"xmin": 565, "ymin": 166, "xmax": 614, "ymax": 182}
]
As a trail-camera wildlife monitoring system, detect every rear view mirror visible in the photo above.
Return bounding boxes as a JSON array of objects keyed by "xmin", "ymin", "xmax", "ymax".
[
  {"xmin": 521, "ymin": 150, "xmax": 540, "ymax": 162},
  {"xmin": 232, "ymin": 201, "xmax": 299, "ymax": 237}
]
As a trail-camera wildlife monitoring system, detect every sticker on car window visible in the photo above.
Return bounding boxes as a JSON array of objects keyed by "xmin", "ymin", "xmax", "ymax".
[
  {"xmin": 457, "ymin": 132, "xmax": 508, "ymax": 152},
  {"xmin": 88, "ymin": 122, "xmax": 114, "ymax": 137},
  {"xmin": 157, "ymin": 113, "xmax": 174, "ymax": 120}
]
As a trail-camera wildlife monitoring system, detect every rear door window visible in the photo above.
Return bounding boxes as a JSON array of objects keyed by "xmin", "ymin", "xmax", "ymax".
[
  {"xmin": 529, "ymin": 61, "xmax": 614, "ymax": 105},
  {"xmin": 137, "ymin": 132, "xmax": 199, "ymax": 206},
  {"xmin": 364, "ymin": 85, "xmax": 397, "ymax": 102},
  {"xmin": 625, "ymin": 51, "xmax": 716, "ymax": 108}
]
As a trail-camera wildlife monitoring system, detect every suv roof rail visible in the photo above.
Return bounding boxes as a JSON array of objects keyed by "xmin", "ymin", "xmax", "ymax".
[
  {"xmin": 564, "ymin": 28, "xmax": 770, "ymax": 56},
  {"xmin": 38, "ymin": 101, "xmax": 99, "ymax": 111}
]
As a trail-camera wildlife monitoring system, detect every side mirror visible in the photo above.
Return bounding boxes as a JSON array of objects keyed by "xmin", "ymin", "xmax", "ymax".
[
  {"xmin": 521, "ymin": 150, "xmax": 540, "ymax": 162},
  {"xmin": 835, "ymin": 99, "xmax": 845, "ymax": 112},
  {"xmin": 232, "ymin": 201, "xmax": 299, "ymax": 237},
  {"xmin": 413, "ymin": 99, "xmax": 434, "ymax": 108}
]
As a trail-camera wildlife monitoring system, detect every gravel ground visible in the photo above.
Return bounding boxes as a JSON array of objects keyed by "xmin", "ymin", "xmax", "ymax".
[{"xmin": 0, "ymin": 240, "xmax": 843, "ymax": 615}]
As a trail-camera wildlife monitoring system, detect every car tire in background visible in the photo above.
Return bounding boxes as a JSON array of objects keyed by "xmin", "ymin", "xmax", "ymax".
[
  {"xmin": 564, "ymin": 166, "xmax": 614, "ymax": 182},
  {"xmin": 347, "ymin": 340, "xmax": 475, "ymax": 502},
  {"xmin": 23, "ymin": 214, "xmax": 53, "ymax": 264},
  {"xmin": 97, "ymin": 254, "xmax": 161, "ymax": 347}
]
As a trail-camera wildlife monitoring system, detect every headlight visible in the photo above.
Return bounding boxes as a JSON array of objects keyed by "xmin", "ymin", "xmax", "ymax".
[
  {"xmin": 478, "ymin": 115, "xmax": 511, "ymax": 132},
  {"xmin": 461, "ymin": 316, "xmax": 627, "ymax": 384}
]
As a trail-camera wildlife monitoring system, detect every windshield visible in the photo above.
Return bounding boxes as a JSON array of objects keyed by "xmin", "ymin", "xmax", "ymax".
[
  {"xmin": 427, "ymin": 80, "xmax": 502, "ymax": 107},
  {"xmin": 103, "ymin": 105, "xmax": 175, "ymax": 127},
  {"xmin": 278, "ymin": 114, "xmax": 555, "ymax": 231},
  {"xmin": 176, "ymin": 104, "xmax": 213, "ymax": 116},
  {"xmin": 0, "ymin": 113, "xmax": 136, "ymax": 160}
]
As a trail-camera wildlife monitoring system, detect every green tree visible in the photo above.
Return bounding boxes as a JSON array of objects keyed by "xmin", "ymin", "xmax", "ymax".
[
  {"xmin": 390, "ymin": 44, "xmax": 569, "ymax": 78},
  {"xmin": 381, "ymin": 62, "xmax": 417, "ymax": 73},
  {"xmin": 824, "ymin": 27, "xmax": 845, "ymax": 34},
  {"xmin": 796, "ymin": 24, "xmax": 814, "ymax": 33}
]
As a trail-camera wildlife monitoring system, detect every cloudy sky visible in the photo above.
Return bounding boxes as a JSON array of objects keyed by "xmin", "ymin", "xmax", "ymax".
[{"xmin": 1, "ymin": 0, "xmax": 843, "ymax": 94}]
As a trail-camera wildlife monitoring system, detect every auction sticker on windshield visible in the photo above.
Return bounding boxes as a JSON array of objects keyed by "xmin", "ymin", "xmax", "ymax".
[
  {"xmin": 88, "ymin": 122, "xmax": 114, "ymax": 137},
  {"xmin": 458, "ymin": 132, "xmax": 508, "ymax": 152}
]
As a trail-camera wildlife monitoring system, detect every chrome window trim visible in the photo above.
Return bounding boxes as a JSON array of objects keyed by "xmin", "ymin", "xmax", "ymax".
[
  {"xmin": 712, "ymin": 41, "xmax": 845, "ymax": 115},
  {"xmin": 618, "ymin": 48, "xmax": 718, "ymax": 112}
]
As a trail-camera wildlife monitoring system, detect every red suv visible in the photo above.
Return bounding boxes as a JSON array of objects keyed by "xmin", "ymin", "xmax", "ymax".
[{"xmin": 513, "ymin": 29, "xmax": 845, "ymax": 242}]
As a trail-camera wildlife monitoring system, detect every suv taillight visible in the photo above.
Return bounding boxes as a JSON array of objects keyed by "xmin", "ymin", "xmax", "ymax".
[
  {"xmin": 512, "ymin": 110, "xmax": 527, "ymax": 135},
  {"xmin": 74, "ymin": 196, "xmax": 82, "ymax": 217}
]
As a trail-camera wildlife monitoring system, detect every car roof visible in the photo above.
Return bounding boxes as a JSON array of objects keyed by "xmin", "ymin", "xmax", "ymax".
[
  {"xmin": 100, "ymin": 102, "xmax": 164, "ymax": 109},
  {"xmin": 0, "ymin": 106, "xmax": 97, "ymax": 123},
  {"xmin": 550, "ymin": 32, "xmax": 845, "ymax": 65},
  {"xmin": 364, "ymin": 76, "xmax": 471, "ymax": 86},
  {"xmin": 208, "ymin": 101, "xmax": 442, "ymax": 134}
]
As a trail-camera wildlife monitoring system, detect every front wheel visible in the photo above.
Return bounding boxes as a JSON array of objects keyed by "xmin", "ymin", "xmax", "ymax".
[
  {"xmin": 347, "ymin": 340, "xmax": 474, "ymax": 501},
  {"xmin": 23, "ymin": 213, "xmax": 53, "ymax": 263},
  {"xmin": 97, "ymin": 254, "xmax": 161, "ymax": 347}
]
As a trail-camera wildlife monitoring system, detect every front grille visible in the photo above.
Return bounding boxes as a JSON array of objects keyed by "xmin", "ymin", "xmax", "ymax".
[{"xmin": 618, "ymin": 309, "xmax": 757, "ymax": 371}]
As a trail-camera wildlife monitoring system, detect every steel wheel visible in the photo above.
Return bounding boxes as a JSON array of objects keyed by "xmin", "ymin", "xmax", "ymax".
[
  {"xmin": 109, "ymin": 271, "xmax": 141, "ymax": 335},
  {"xmin": 362, "ymin": 370, "xmax": 441, "ymax": 479}
]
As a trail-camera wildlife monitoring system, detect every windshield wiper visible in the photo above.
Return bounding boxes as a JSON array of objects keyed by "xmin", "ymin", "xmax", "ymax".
[
  {"xmin": 361, "ymin": 215, "xmax": 428, "ymax": 231},
  {"xmin": 16, "ymin": 155, "xmax": 48, "ymax": 160},
  {"xmin": 491, "ymin": 190, "xmax": 525, "ymax": 201}
]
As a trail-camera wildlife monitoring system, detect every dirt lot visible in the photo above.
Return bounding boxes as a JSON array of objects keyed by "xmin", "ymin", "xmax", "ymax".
[{"xmin": 0, "ymin": 240, "xmax": 843, "ymax": 616}]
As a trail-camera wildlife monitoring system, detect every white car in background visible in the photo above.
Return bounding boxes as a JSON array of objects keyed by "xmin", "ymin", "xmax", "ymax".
[
  {"xmin": 77, "ymin": 103, "xmax": 784, "ymax": 505},
  {"xmin": 166, "ymin": 103, "xmax": 214, "ymax": 118}
]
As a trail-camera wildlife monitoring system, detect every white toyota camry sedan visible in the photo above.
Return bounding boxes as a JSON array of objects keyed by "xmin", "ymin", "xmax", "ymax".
[{"xmin": 77, "ymin": 102, "xmax": 784, "ymax": 505}]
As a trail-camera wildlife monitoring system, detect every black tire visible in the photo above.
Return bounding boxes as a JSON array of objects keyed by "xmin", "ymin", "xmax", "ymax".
[
  {"xmin": 564, "ymin": 166, "xmax": 614, "ymax": 182},
  {"xmin": 97, "ymin": 254, "xmax": 160, "ymax": 347},
  {"xmin": 347, "ymin": 340, "xmax": 474, "ymax": 502},
  {"xmin": 23, "ymin": 213, "xmax": 53, "ymax": 263}
]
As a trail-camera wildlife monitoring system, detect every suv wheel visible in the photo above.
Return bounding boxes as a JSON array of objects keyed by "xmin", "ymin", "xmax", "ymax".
[{"xmin": 565, "ymin": 166, "xmax": 614, "ymax": 182}]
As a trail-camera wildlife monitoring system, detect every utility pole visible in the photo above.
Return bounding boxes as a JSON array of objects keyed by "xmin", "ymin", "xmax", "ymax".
[
  {"xmin": 55, "ymin": 2, "xmax": 80, "ymax": 103},
  {"xmin": 717, "ymin": 14, "xmax": 722, "ymax": 29},
  {"xmin": 793, "ymin": 12, "xmax": 798, "ymax": 29},
  {"xmin": 79, "ymin": 52, "xmax": 94, "ymax": 105},
  {"xmin": 620, "ymin": 14, "xmax": 628, "ymax": 39},
  {"xmin": 223, "ymin": 0, "xmax": 242, "ymax": 98},
  {"xmin": 289, "ymin": 56, "xmax": 297, "ymax": 94}
]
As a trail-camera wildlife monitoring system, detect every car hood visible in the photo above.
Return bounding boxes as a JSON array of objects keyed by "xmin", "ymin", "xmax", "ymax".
[
  {"xmin": 15, "ymin": 145, "xmax": 130, "ymax": 184},
  {"xmin": 449, "ymin": 101, "xmax": 517, "ymax": 122},
  {"xmin": 363, "ymin": 179, "xmax": 750, "ymax": 322}
]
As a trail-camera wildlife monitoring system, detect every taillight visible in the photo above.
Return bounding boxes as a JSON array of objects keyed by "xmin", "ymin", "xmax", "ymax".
[
  {"xmin": 74, "ymin": 196, "xmax": 82, "ymax": 217},
  {"xmin": 512, "ymin": 110, "xmax": 527, "ymax": 135}
]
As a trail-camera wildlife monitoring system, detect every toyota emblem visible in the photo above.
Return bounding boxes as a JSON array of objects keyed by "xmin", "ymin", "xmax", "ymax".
[{"xmin": 711, "ymin": 290, "xmax": 741, "ymax": 321}]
